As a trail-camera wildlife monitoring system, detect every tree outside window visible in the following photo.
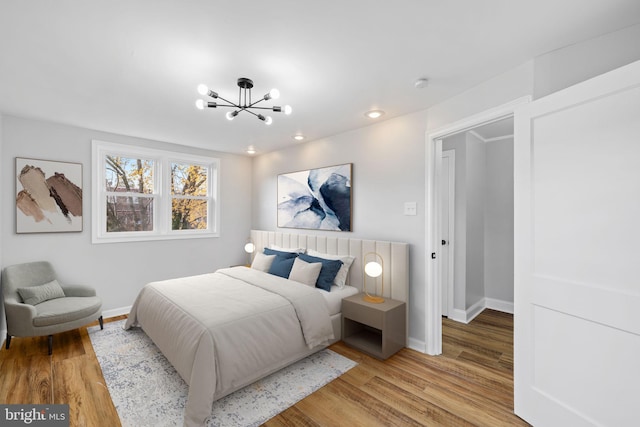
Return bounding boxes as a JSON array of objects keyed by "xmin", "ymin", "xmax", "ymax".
[
  {"xmin": 105, "ymin": 156, "xmax": 155, "ymax": 232},
  {"xmin": 92, "ymin": 140, "xmax": 219, "ymax": 243},
  {"xmin": 171, "ymin": 163, "xmax": 208, "ymax": 230}
]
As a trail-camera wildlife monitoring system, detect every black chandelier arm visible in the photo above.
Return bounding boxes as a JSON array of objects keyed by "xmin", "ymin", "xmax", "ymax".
[
  {"xmin": 212, "ymin": 93, "xmax": 279, "ymax": 112},
  {"xmin": 211, "ymin": 94, "xmax": 237, "ymax": 107},
  {"xmin": 246, "ymin": 96, "xmax": 269, "ymax": 109},
  {"xmin": 207, "ymin": 103, "xmax": 237, "ymax": 109},
  {"xmin": 240, "ymin": 105, "xmax": 283, "ymax": 111},
  {"xmin": 241, "ymin": 108, "xmax": 263, "ymax": 119},
  {"xmin": 208, "ymin": 100, "xmax": 283, "ymax": 113}
]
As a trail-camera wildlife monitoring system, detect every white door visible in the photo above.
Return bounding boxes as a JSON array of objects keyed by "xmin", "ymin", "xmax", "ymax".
[
  {"xmin": 440, "ymin": 150, "xmax": 455, "ymax": 317},
  {"xmin": 514, "ymin": 60, "xmax": 640, "ymax": 426}
]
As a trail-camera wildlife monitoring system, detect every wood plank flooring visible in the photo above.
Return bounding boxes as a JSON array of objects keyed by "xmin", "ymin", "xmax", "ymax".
[
  {"xmin": 0, "ymin": 318, "xmax": 122, "ymax": 427},
  {"xmin": 0, "ymin": 310, "xmax": 528, "ymax": 426}
]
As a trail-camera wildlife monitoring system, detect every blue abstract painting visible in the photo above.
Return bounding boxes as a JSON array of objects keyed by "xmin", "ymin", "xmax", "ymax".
[{"xmin": 278, "ymin": 163, "xmax": 351, "ymax": 231}]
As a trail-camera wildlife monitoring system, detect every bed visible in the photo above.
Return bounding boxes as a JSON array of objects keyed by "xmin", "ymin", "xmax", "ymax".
[{"xmin": 124, "ymin": 230, "xmax": 409, "ymax": 426}]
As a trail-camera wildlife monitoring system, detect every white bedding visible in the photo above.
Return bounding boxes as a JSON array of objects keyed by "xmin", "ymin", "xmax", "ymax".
[
  {"xmin": 324, "ymin": 285, "xmax": 359, "ymax": 315},
  {"xmin": 124, "ymin": 267, "xmax": 334, "ymax": 426}
]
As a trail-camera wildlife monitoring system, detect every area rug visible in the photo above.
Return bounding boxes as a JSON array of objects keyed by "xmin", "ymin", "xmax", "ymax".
[{"xmin": 88, "ymin": 320, "xmax": 356, "ymax": 427}]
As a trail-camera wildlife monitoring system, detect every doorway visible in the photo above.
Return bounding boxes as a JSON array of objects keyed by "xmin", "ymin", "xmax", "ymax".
[
  {"xmin": 423, "ymin": 96, "xmax": 530, "ymax": 355},
  {"xmin": 440, "ymin": 118, "xmax": 514, "ymax": 324}
]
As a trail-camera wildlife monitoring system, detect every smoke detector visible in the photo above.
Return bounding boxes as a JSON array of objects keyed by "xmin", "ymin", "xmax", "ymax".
[{"xmin": 414, "ymin": 78, "xmax": 429, "ymax": 89}]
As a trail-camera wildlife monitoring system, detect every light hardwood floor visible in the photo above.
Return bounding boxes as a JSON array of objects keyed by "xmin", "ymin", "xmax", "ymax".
[{"xmin": 0, "ymin": 310, "xmax": 529, "ymax": 426}]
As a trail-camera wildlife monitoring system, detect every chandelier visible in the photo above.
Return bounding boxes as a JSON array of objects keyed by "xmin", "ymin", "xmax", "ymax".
[{"xmin": 195, "ymin": 77, "xmax": 292, "ymax": 125}]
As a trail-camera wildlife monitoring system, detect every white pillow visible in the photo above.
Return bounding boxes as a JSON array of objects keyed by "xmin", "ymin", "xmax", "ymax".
[
  {"xmin": 269, "ymin": 244, "xmax": 306, "ymax": 254},
  {"xmin": 307, "ymin": 249, "xmax": 355, "ymax": 289},
  {"xmin": 251, "ymin": 252, "xmax": 276, "ymax": 272},
  {"xmin": 288, "ymin": 257, "xmax": 322, "ymax": 287}
]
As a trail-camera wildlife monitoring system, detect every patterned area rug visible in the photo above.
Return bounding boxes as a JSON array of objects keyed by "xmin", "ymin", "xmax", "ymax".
[{"xmin": 88, "ymin": 320, "xmax": 356, "ymax": 427}]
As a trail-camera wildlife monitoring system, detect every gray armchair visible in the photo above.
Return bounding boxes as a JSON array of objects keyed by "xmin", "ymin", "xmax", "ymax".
[{"xmin": 2, "ymin": 261, "xmax": 103, "ymax": 355}]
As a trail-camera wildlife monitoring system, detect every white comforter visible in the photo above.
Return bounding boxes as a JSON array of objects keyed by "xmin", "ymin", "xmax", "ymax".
[{"xmin": 124, "ymin": 267, "xmax": 334, "ymax": 426}]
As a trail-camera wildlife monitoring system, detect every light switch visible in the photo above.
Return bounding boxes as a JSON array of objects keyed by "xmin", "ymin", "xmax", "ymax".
[{"xmin": 404, "ymin": 202, "xmax": 417, "ymax": 216}]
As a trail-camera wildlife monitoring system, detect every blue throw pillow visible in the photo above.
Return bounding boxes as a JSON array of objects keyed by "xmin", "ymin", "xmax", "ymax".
[
  {"xmin": 298, "ymin": 254, "xmax": 343, "ymax": 291},
  {"xmin": 264, "ymin": 247, "xmax": 299, "ymax": 259},
  {"xmin": 268, "ymin": 255, "xmax": 297, "ymax": 278}
]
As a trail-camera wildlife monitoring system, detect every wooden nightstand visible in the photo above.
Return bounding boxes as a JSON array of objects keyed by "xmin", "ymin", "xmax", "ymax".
[{"xmin": 341, "ymin": 293, "xmax": 406, "ymax": 360}]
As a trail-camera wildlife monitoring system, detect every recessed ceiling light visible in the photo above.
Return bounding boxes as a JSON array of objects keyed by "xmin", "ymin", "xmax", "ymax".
[
  {"xmin": 365, "ymin": 110, "xmax": 385, "ymax": 119},
  {"xmin": 293, "ymin": 134, "xmax": 305, "ymax": 141},
  {"xmin": 246, "ymin": 145, "xmax": 256, "ymax": 155}
]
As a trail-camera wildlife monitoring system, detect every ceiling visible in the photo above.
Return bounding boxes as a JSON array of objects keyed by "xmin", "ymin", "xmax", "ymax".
[
  {"xmin": 1, "ymin": 1, "xmax": 638, "ymax": 156},
  {"xmin": 472, "ymin": 117, "xmax": 514, "ymax": 141}
]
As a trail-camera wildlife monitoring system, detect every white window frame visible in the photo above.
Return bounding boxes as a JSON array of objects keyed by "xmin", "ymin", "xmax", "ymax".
[{"xmin": 92, "ymin": 140, "xmax": 220, "ymax": 244}]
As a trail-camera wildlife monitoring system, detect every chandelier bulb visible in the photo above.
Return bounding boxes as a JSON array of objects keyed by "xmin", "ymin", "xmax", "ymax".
[
  {"xmin": 226, "ymin": 111, "xmax": 238, "ymax": 121},
  {"xmin": 195, "ymin": 99, "xmax": 205, "ymax": 110},
  {"xmin": 269, "ymin": 88, "xmax": 280, "ymax": 100},
  {"xmin": 264, "ymin": 116, "xmax": 273, "ymax": 125},
  {"xmin": 283, "ymin": 105, "xmax": 292, "ymax": 115},
  {"xmin": 197, "ymin": 84, "xmax": 209, "ymax": 96}
]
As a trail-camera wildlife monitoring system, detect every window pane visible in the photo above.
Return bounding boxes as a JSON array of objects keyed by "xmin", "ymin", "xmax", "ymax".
[
  {"xmin": 106, "ymin": 196, "xmax": 154, "ymax": 232},
  {"xmin": 105, "ymin": 156, "xmax": 153, "ymax": 194},
  {"xmin": 172, "ymin": 199, "xmax": 207, "ymax": 230},
  {"xmin": 171, "ymin": 163, "xmax": 207, "ymax": 196}
]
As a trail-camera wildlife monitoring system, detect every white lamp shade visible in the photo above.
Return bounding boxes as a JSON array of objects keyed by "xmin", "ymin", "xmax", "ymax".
[
  {"xmin": 364, "ymin": 261, "xmax": 383, "ymax": 278},
  {"xmin": 244, "ymin": 242, "xmax": 255, "ymax": 253}
]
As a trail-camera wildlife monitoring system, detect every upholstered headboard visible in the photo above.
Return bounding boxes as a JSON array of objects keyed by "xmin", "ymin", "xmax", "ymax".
[{"xmin": 251, "ymin": 230, "xmax": 409, "ymax": 303}]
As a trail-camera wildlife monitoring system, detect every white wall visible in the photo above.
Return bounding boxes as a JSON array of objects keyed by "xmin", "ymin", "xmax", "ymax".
[
  {"xmin": 1, "ymin": 115, "xmax": 253, "ymax": 315},
  {"xmin": 443, "ymin": 132, "xmax": 514, "ymax": 315},
  {"xmin": 484, "ymin": 137, "xmax": 514, "ymax": 303},
  {"xmin": 464, "ymin": 132, "xmax": 486, "ymax": 309},
  {"xmin": 442, "ymin": 134, "xmax": 467, "ymax": 311},
  {"xmin": 252, "ymin": 110, "xmax": 428, "ymax": 345},
  {"xmin": 534, "ymin": 23, "xmax": 640, "ymax": 99},
  {"xmin": 428, "ymin": 61, "xmax": 535, "ymax": 132}
]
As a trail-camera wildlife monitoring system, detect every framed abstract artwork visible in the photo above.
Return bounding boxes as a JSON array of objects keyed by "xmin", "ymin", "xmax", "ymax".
[
  {"xmin": 277, "ymin": 163, "xmax": 352, "ymax": 231},
  {"xmin": 15, "ymin": 157, "xmax": 83, "ymax": 233}
]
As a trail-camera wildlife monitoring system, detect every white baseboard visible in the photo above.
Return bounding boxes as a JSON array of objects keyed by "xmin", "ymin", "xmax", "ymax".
[
  {"xmin": 102, "ymin": 305, "xmax": 131, "ymax": 319},
  {"xmin": 465, "ymin": 299, "xmax": 485, "ymax": 323},
  {"xmin": 484, "ymin": 297, "xmax": 514, "ymax": 314},
  {"xmin": 448, "ymin": 308, "xmax": 468, "ymax": 324},
  {"xmin": 448, "ymin": 297, "xmax": 514, "ymax": 324},
  {"xmin": 408, "ymin": 337, "xmax": 426, "ymax": 353}
]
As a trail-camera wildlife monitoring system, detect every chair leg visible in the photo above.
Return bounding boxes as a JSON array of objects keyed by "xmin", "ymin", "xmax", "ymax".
[
  {"xmin": 48, "ymin": 335, "xmax": 53, "ymax": 355},
  {"xmin": 99, "ymin": 315, "xmax": 104, "ymax": 330},
  {"xmin": 5, "ymin": 334, "xmax": 11, "ymax": 350}
]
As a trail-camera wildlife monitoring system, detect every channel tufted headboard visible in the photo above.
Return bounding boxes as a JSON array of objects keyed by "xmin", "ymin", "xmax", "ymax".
[{"xmin": 250, "ymin": 229, "xmax": 409, "ymax": 304}]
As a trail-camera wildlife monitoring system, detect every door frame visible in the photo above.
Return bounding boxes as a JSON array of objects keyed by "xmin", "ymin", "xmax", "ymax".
[
  {"xmin": 424, "ymin": 95, "xmax": 531, "ymax": 355},
  {"xmin": 440, "ymin": 149, "xmax": 455, "ymax": 318}
]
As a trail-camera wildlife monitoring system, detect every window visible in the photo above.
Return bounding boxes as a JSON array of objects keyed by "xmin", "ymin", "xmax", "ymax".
[{"xmin": 92, "ymin": 140, "xmax": 219, "ymax": 243}]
